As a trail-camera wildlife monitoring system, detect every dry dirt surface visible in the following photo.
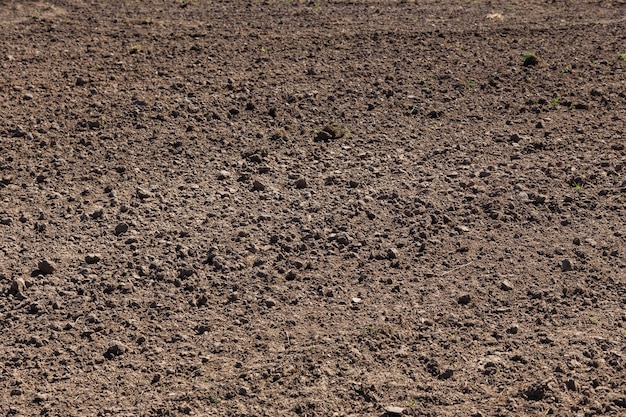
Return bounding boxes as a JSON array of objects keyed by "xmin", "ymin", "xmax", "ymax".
[{"xmin": 1, "ymin": 0, "xmax": 626, "ymax": 416}]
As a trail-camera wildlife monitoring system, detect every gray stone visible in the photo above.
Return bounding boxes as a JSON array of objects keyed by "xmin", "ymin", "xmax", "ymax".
[
  {"xmin": 384, "ymin": 406, "xmax": 405, "ymax": 416},
  {"xmin": 217, "ymin": 170, "xmax": 231, "ymax": 180},
  {"xmin": 500, "ymin": 280, "xmax": 514, "ymax": 291},
  {"xmin": 561, "ymin": 259, "xmax": 573, "ymax": 272}
]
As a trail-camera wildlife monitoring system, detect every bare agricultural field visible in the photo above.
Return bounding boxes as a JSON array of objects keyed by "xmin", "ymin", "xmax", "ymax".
[{"xmin": 1, "ymin": 1, "xmax": 626, "ymax": 416}]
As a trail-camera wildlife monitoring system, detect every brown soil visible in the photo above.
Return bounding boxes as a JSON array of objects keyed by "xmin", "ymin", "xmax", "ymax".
[{"xmin": 1, "ymin": 1, "xmax": 626, "ymax": 416}]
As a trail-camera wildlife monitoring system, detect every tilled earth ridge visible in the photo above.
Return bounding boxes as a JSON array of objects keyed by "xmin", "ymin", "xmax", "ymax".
[{"xmin": 1, "ymin": 1, "xmax": 626, "ymax": 416}]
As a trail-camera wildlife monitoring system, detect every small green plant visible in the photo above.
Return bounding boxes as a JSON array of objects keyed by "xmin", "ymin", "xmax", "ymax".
[
  {"xmin": 209, "ymin": 395, "xmax": 221, "ymax": 404},
  {"xmin": 363, "ymin": 325, "xmax": 381, "ymax": 335},
  {"xmin": 559, "ymin": 66, "xmax": 572, "ymax": 74},
  {"xmin": 260, "ymin": 47, "xmax": 267, "ymax": 54},
  {"xmin": 466, "ymin": 79, "xmax": 476, "ymax": 88},
  {"xmin": 129, "ymin": 44, "xmax": 141, "ymax": 54},
  {"xmin": 550, "ymin": 96, "xmax": 561, "ymax": 108},
  {"xmin": 314, "ymin": 2, "xmax": 321, "ymax": 10},
  {"xmin": 572, "ymin": 180, "xmax": 582, "ymax": 191},
  {"xmin": 522, "ymin": 51, "xmax": 540, "ymax": 67},
  {"xmin": 406, "ymin": 399, "xmax": 417, "ymax": 407},
  {"xmin": 619, "ymin": 53, "xmax": 626, "ymax": 61}
]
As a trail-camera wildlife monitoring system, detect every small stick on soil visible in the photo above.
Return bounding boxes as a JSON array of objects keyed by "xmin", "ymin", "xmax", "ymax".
[{"xmin": 440, "ymin": 261, "xmax": 473, "ymax": 276}]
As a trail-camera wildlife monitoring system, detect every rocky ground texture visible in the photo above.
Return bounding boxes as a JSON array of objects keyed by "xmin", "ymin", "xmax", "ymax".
[{"xmin": 1, "ymin": 0, "xmax": 626, "ymax": 416}]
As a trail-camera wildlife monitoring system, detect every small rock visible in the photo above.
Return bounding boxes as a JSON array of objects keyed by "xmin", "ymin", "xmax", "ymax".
[
  {"xmin": 351, "ymin": 297, "xmax": 362, "ymax": 304},
  {"xmin": 335, "ymin": 232, "xmax": 352, "ymax": 246},
  {"xmin": 517, "ymin": 191, "xmax": 530, "ymax": 202},
  {"xmin": 438, "ymin": 368, "xmax": 454, "ymax": 380},
  {"xmin": 523, "ymin": 380, "xmax": 548, "ymax": 401},
  {"xmin": 584, "ymin": 238, "xmax": 597, "ymax": 247},
  {"xmin": 33, "ymin": 393, "xmax": 49, "ymax": 403},
  {"xmin": 611, "ymin": 396, "xmax": 626, "ymax": 408},
  {"xmin": 217, "ymin": 170, "xmax": 231, "ymax": 180},
  {"xmin": 264, "ymin": 298, "xmax": 277, "ymax": 308},
  {"xmin": 151, "ymin": 373, "xmax": 161, "ymax": 384},
  {"xmin": 506, "ymin": 325, "xmax": 519, "ymax": 335},
  {"xmin": 500, "ymin": 280, "xmax": 514, "ymax": 291},
  {"xmin": 565, "ymin": 379, "xmax": 578, "ymax": 391},
  {"xmin": 136, "ymin": 187, "xmax": 153, "ymax": 199},
  {"xmin": 387, "ymin": 248, "xmax": 399, "ymax": 260},
  {"xmin": 9, "ymin": 277, "xmax": 26, "ymax": 295},
  {"xmin": 104, "ymin": 341, "xmax": 128, "ymax": 359},
  {"xmin": 10, "ymin": 388, "xmax": 22, "ymax": 396},
  {"xmin": 252, "ymin": 180, "xmax": 265, "ymax": 191},
  {"xmin": 294, "ymin": 177, "xmax": 308, "ymax": 189},
  {"xmin": 457, "ymin": 294, "xmax": 472, "ymax": 305},
  {"xmin": 1, "ymin": 217, "xmax": 13, "ymax": 225},
  {"xmin": 384, "ymin": 406, "xmax": 405, "ymax": 416},
  {"xmin": 85, "ymin": 254, "xmax": 102, "ymax": 264},
  {"xmin": 23, "ymin": 93, "xmax": 33, "ymax": 100},
  {"xmin": 90, "ymin": 207, "xmax": 104, "ymax": 219},
  {"xmin": 561, "ymin": 259, "xmax": 573, "ymax": 272},
  {"xmin": 114, "ymin": 222, "xmax": 129, "ymax": 236},
  {"xmin": 38, "ymin": 259, "xmax": 56, "ymax": 275}
]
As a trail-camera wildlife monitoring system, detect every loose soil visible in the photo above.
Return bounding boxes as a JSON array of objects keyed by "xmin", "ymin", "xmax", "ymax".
[{"xmin": 1, "ymin": 1, "xmax": 626, "ymax": 416}]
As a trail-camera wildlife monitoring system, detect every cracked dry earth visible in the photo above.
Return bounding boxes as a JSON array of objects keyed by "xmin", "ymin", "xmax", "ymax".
[{"xmin": 1, "ymin": 0, "xmax": 626, "ymax": 416}]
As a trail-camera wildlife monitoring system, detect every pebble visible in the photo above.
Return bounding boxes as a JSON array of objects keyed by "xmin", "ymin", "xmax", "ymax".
[
  {"xmin": 217, "ymin": 170, "xmax": 231, "ymax": 180},
  {"xmin": 136, "ymin": 187, "xmax": 153, "ymax": 199},
  {"xmin": 252, "ymin": 180, "xmax": 265, "ymax": 191},
  {"xmin": 34, "ymin": 393, "xmax": 49, "ymax": 402},
  {"xmin": 85, "ymin": 254, "xmax": 102, "ymax": 264},
  {"xmin": 104, "ymin": 341, "xmax": 128, "ymax": 359},
  {"xmin": 561, "ymin": 259, "xmax": 573, "ymax": 272},
  {"xmin": 457, "ymin": 294, "xmax": 472, "ymax": 305},
  {"xmin": 384, "ymin": 406, "xmax": 405, "ymax": 416},
  {"xmin": 1, "ymin": 217, "xmax": 13, "ymax": 225},
  {"xmin": 351, "ymin": 297, "xmax": 362, "ymax": 304},
  {"xmin": 294, "ymin": 177, "xmax": 308, "ymax": 189},
  {"xmin": 335, "ymin": 232, "xmax": 352, "ymax": 246},
  {"xmin": 114, "ymin": 222, "xmax": 129, "ymax": 236},
  {"xmin": 584, "ymin": 238, "xmax": 597, "ymax": 247},
  {"xmin": 565, "ymin": 379, "xmax": 578, "ymax": 391},
  {"xmin": 38, "ymin": 259, "xmax": 56, "ymax": 275},
  {"xmin": 264, "ymin": 298, "xmax": 277, "ymax": 308},
  {"xmin": 23, "ymin": 93, "xmax": 33, "ymax": 100},
  {"xmin": 506, "ymin": 325, "xmax": 519, "ymax": 334},
  {"xmin": 500, "ymin": 280, "xmax": 514, "ymax": 291},
  {"xmin": 9, "ymin": 277, "xmax": 26, "ymax": 295},
  {"xmin": 523, "ymin": 380, "xmax": 548, "ymax": 401},
  {"xmin": 517, "ymin": 191, "xmax": 530, "ymax": 202},
  {"xmin": 90, "ymin": 207, "xmax": 104, "ymax": 219}
]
